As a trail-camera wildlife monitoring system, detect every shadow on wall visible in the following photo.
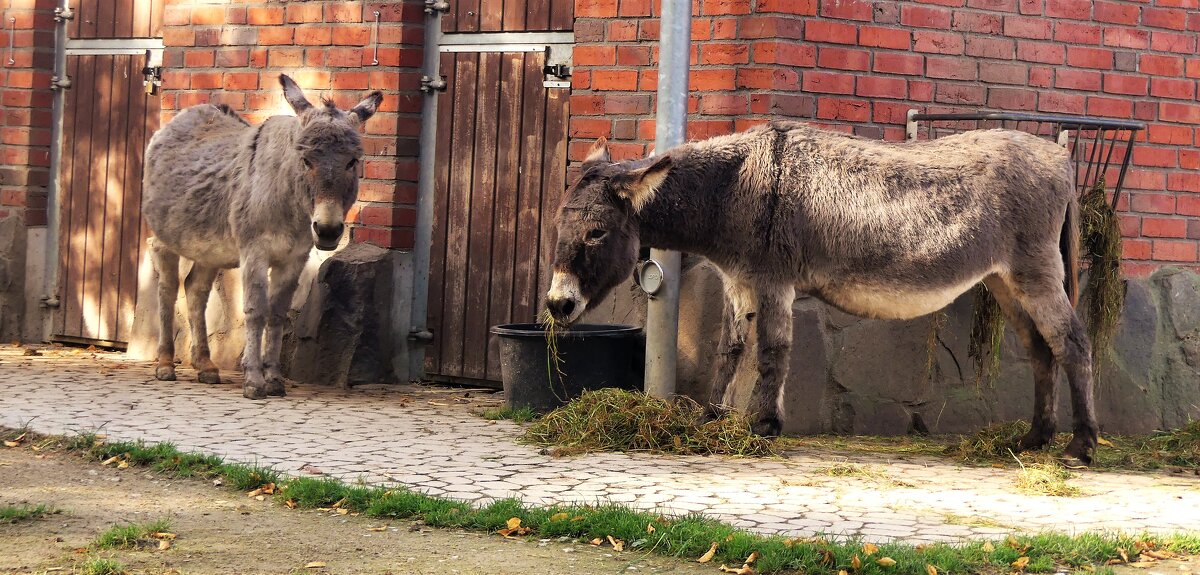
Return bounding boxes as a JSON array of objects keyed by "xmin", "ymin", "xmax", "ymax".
[
  {"xmin": 668, "ymin": 258, "xmax": 1200, "ymax": 437},
  {"xmin": 0, "ymin": 215, "xmax": 27, "ymax": 342},
  {"xmin": 126, "ymin": 238, "xmax": 414, "ymax": 388}
]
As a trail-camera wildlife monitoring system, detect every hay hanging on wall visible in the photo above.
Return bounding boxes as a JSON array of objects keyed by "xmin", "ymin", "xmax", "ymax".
[
  {"xmin": 1079, "ymin": 177, "xmax": 1125, "ymax": 369},
  {"xmin": 968, "ymin": 284, "xmax": 1005, "ymax": 385}
]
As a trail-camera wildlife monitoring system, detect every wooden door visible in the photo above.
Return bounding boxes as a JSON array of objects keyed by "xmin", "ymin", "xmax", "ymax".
[
  {"xmin": 442, "ymin": 0, "xmax": 573, "ymax": 32},
  {"xmin": 54, "ymin": 53, "xmax": 160, "ymax": 346},
  {"xmin": 425, "ymin": 50, "xmax": 569, "ymax": 384}
]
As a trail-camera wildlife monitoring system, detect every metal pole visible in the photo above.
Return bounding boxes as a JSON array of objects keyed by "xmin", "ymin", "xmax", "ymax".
[
  {"xmin": 643, "ymin": 0, "xmax": 690, "ymax": 399},
  {"xmin": 407, "ymin": 1, "xmax": 447, "ymax": 379},
  {"xmin": 41, "ymin": 0, "xmax": 73, "ymax": 338}
]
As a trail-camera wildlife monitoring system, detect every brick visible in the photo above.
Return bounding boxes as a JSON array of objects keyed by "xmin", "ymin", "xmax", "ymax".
[
  {"xmin": 215, "ymin": 49, "xmax": 248, "ymax": 68},
  {"xmin": 686, "ymin": 68, "xmax": 735, "ymax": 90},
  {"xmin": 295, "ymin": 27, "xmax": 332, "ymax": 45},
  {"xmin": 574, "ymin": 45, "xmax": 615, "ymax": 66},
  {"xmin": 1153, "ymin": 240, "xmax": 1197, "ymax": 262},
  {"xmin": 326, "ymin": 4, "xmax": 363, "ymax": 22},
  {"xmin": 590, "ymin": 70, "xmax": 638, "ymax": 91},
  {"xmin": 702, "ymin": 0, "xmax": 751, "ymax": 15},
  {"xmin": 1056, "ymin": 69, "xmax": 1101, "ymax": 90},
  {"xmin": 570, "ymin": 118, "xmax": 612, "ymax": 138},
  {"xmin": 1132, "ymin": 193, "xmax": 1176, "ymax": 214},
  {"xmin": 874, "ymin": 52, "xmax": 924, "ymax": 76},
  {"xmin": 966, "ymin": 37, "xmax": 1015, "ymax": 59},
  {"xmin": 817, "ymin": 47, "xmax": 870, "ymax": 71},
  {"xmin": 618, "ymin": 0, "xmax": 652, "ymax": 16},
  {"xmin": 606, "ymin": 94, "xmax": 652, "ymax": 114},
  {"xmin": 1103, "ymin": 74, "xmax": 1148, "ymax": 96},
  {"xmin": 820, "ymin": 0, "xmax": 872, "ymax": 20},
  {"xmin": 1171, "ymin": 174, "xmax": 1200, "ymax": 194},
  {"xmin": 287, "ymin": 4, "xmax": 323, "ymax": 23},
  {"xmin": 859, "ymin": 26, "xmax": 910, "ymax": 49},
  {"xmin": 1151, "ymin": 30, "xmax": 1196, "ymax": 53},
  {"xmin": 700, "ymin": 43, "xmax": 748, "ymax": 65},
  {"xmin": 935, "ymin": 83, "xmax": 985, "ymax": 104},
  {"xmin": 1086, "ymin": 93, "xmax": 1136, "ymax": 117},
  {"xmin": 738, "ymin": 16, "xmax": 803, "ymax": 39},
  {"xmin": 1182, "ymin": 149, "xmax": 1200, "ymax": 171},
  {"xmin": 951, "ymin": 11, "xmax": 1002, "ymax": 33},
  {"xmin": 258, "ymin": 27, "xmax": 294, "ymax": 46},
  {"xmin": 699, "ymin": 94, "xmax": 748, "ymax": 115},
  {"xmin": 247, "ymin": 7, "xmax": 284, "ymax": 25},
  {"xmin": 1160, "ymin": 102, "xmax": 1200, "ymax": 123},
  {"xmin": 1017, "ymin": 41, "xmax": 1064, "ymax": 64},
  {"xmin": 1045, "ymin": 0, "xmax": 1090, "ymax": 19},
  {"xmin": 926, "ymin": 57, "xmax": 977, "ymax": 80},
  {"xmin": 1115, "ymin": 50, "xmax": 1139, "ymax": 71},
  {"xmin": 1122, "ymin": 239, "xmax": 1152, "ymax": 260},
  {"xmin": 606, "ymin": 20, "xmax": 637, "ymax": 41},
  {"xmin": 756, "ymin": 0, "xmax": 818, "ymax": 14},
  {"xmin": 1147, "ymin": 124, "xmax": 1194, "ymax": 146},
  {"xmin": 1104, "ymin": 28, "xmax": 1150, "ymax": 49},
  {"xmin": 184, "ymin": 50, "xmax": 214, "ymax": 68},
  {"xmin": 987, "ymin": 87, "xmax": 1037, "ymax": 110},
  {"xmin": 1095, "ymin": 1, "xmax": 1139, "ymax": 25},
  {"xmin": 333, "ymin": 26, "xmax": 372, "ymax": 46},
  {"xmin": 901, "ymin": 5, "xmax": 952, "ymax": 28},
  {"xmin": 804, "ymin": 21, "xmax": 857, "ymax": 44},
  {"xmin": 816, "ymin": 98, "xmax": 870, "ymax": 122},
  {"xmin": 1066, "ymin": 46, "xmax": 1113, "ymax": 69},
  {"xmin": 223, "ymin": 72, "xmax": 259, "ymax": 91},
  {"xmin": 1133, "ymin": 147, "xmax": 1178, "ymax": 168},
  {"xmin": 736, "ymin": 67, "xmax": 799, "ymax": 89},
  {"xmin": 577, "ymin": 0, "xmax": 618, "ymax": 17},
  {"xmin": 1151, "ymin": 78, "xmax": 1196, "ymax": 100},
  {"xmin": 1054, "ymin": 21, "xmax": 1101, "ymax": 44},
  {"xmin": 980, "ymin": 61, "xmax": 1027, "ymax": 84},
  {"xmin": 801, "ymin": 71, "xmax": 855, "ymax": 94},
  {"xmin": 1003, "ymin": 15, "xmax": 1052, "ymax": 39},
  {"xmin": 914, "ymin": 31, "xmax": 964, "ymax": 54},
  {"xmin": 749, "ymin": 93, "xmax": 815, "ymax": 116},
  {"xmin": 1038, "ymin": 91, "xmax": 1084, "ymax": 113},
  {"xmin": 191, "ymin": 6, "xmax": 225, "ymax": 25},
  {"xmin": 1143, "ymin": 217, "xmax": 1188, "ymax": 238},
  {"xmin": 857, "ymin": 76, "xmax": 907, "ymax": 98},
  {"xmin": 752, "ymin": 41, "xmax": 816, "ymax": 66},
  {"xmin": 190, "ymin": 72, "xmax": 222, "ymax": 89},
  {"xmin": 1142, "ymin": 7, "xmax": 1188, "ymax": 30}
]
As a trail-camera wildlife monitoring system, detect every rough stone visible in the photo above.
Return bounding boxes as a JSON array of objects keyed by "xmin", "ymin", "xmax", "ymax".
[{"xmin": 0, "ymin": 215, "xmax": 26, "ymax": 342}]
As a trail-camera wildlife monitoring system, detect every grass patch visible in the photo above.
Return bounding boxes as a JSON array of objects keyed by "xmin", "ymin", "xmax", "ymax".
[
  {"xmin": 93, "ymin": 518, "xmax": 172, "ymax": 549},
  {"xmin": 524, "ymin": 388, "xmax": 776, "ymax": 457},
  {"xmin": 479, "ymin": 406, "xmax": 538, "ymax": 423},
  {"xmin": 79, "ymin": 557, "xmax": 126, "ymax": 575},
  {"xmin": 0, "ymin": 503, "xmax": 53, "ymax": 523},
  {"xmin": 44, "ymin": 429, "xmax": 1200, "ymax": 574}
]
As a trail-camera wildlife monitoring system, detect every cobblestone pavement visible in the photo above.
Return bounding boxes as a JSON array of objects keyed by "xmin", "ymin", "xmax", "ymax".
[{"xmin": 2, "ymin": 346, "xmax": 1197, "ymax": 544}]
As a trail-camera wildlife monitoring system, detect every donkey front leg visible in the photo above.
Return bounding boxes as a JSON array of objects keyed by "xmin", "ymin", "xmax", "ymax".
[
  {"xmin": 239, "ymin": 253, "xmax": 271, "ymax": 399},
  {"xmin": 261, "ymin": 257, "xmax": 305, "ymax": 396},
  {"xmin": 746, "ymin": 282, "xmax": 796, "ymax": 437},
  {"xmin": 151, "ymin": 242, "xmax": 180, "ymax": 381},
  {"xmin": 184, "ymin": 264, "xmax": 221, "ymax": 384},
  {"xmin": 705, "ymin": 273, "xmax": 756, "ymax": 417}
]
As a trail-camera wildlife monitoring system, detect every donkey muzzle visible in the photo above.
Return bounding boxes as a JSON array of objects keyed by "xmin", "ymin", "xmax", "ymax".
[
  {"xmin": 546, "ymin": 271, "xmax": 588, "ymax": 325},
  {"xmin": 312, "ymin": 221, "xmax": 345, "ymax": 251}
]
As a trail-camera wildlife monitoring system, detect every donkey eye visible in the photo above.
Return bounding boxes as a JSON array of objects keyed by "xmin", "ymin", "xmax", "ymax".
[
  {"xmin": 346, "ymin": 158, "xmax": 358, "ymax": 170},
  {"xmin": 586, "ymin": 229, "xmax": 607, "ymax": 241},
  {"xmin": 302, "ymin": 158, "xmax": 313, "ymax": 169}
]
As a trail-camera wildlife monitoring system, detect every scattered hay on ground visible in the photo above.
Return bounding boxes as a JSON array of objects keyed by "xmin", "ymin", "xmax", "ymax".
[
  {"xmin": 1013, "ymin": 457, "xmax": 1082, "ymax": 497},
  {"xmin": 523, "ymin": 388, "xmax": 777, "ymax": 457},
  {"xmin": 950, "ymin": 421, "xmax": 1031, "ymax": 459}
]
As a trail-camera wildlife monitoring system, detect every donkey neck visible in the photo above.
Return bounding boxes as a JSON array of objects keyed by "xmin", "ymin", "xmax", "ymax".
[{"xmin": 633, "ymin": 140, "xmax": 750, "ymax": 256}]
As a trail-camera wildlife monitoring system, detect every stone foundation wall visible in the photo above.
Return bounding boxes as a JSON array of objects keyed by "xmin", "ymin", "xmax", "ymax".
[{"xmin": 0, "ymin": 215, "xmax": 27, "ymax": 342}]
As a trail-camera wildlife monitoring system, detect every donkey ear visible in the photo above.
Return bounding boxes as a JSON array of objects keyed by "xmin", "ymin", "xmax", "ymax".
[
  {"xmin": 582, "ymin": 137, "xmax": 611, "ymax": 168},
  {"xmin": 349, "ymin": 91, "xmax": 384, "ymax": 126},
  {"xmin": 615, "ymin": 155, "xmax": 672, "ymax": 211},
  {"xmin": 279, "ymin": 74, "xmax": 313, "ymax": 114}
]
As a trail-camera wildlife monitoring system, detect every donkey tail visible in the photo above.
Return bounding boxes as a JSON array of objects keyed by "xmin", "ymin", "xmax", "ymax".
[{"xmin": 1061, "ymin": 194, "xmax": 1081, "ymax": 308}]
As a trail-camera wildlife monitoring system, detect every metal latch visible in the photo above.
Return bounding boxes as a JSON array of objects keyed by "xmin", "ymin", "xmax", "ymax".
[
  {"xmin": 542, "ymin": 45, "xmax": 572, "ymax": 89},
  {"xmin": 420, "ymin": 75, "xmax": 447, "ymax": 93},
  {"xmin": 424, "ymin": 0, "xmax": 450, "ymax": 14},
  {"xmin": 54, "ymin": 6, "xmax": 75, "ymax": 21},
  {"xmin": 543, "ymin": 64, "xmax": 571, "ymax": 79},
  {"xmin": 141, "ymin": 49, "xmax": 161, "ymax": 95}
]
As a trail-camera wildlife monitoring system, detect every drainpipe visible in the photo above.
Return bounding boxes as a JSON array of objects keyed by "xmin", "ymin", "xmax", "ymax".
[
  {"xmin": 407, "ymin": 0, "xmax": 448, "ymax": 379},
  {"xmin": 40, "ymin": 0, "xmax": 73, "ymax": 336},
  {"xmin": 643, "ymin": 0, "xmax": 690, "ymax": 399}
]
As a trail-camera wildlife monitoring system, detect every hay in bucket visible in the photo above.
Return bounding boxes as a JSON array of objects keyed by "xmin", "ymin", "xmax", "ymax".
[
  {"xmin": 1079, "ymin": 177, "xmax": 1125, "ymax": 369},
  {"xmin": 523, "ymin": 388, "xmax": 777, "ymax": 457}
]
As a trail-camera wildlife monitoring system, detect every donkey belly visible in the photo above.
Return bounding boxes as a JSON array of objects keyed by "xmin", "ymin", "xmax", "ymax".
[{"xmin": 811, "ymin": 275, "xmax": 984, "ymax": 320}]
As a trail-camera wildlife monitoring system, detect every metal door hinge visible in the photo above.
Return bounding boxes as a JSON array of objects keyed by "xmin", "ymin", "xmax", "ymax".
[
  {"xmin": 425, "ymin": 0, "xmax": 450, "ymax": 14},
  {"xmin": 54, "ymin": 6, "xmax": 75, "ymax": 22},
  {"xmin": 543, "ymin": 63, "xmax": 571, "ymax": 79},
  {"xmin": 50, "ymin": 75, "xmax": 71, "ymax": 90},
  {"xmin": 420, "ymin": 75, "xmax": 447, "ymax": 93},
  {"xmin": 408, "ymin": 329, "xmax": 434, "ymax": 343},
  {"xmin": 141, "ymin": 49, "xmax": 161, "ymax": 95}
]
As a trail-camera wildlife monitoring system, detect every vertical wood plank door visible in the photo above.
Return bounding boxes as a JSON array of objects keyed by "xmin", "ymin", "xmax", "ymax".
[
  {"xmin": 53, "ymin": 54, "xmax": 160, "ymax": 346},
  {"xmin": 442, "ymin": 0, "xmax": 573, "ymax": 33},
  {"xmin": 425, "ymin": 50, "xmax": 570, "ymax": 385},
  {"xmin": 70, "ymin": 0, "xmax": 165, "ymax": 39}
]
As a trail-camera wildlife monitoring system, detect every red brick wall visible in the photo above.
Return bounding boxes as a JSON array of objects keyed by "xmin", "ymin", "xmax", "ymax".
[
  {"xmin": 572, "ymin": 0, "xmax": 1200, "ymax": 275},
  {"xmin": 160, "ymin": 0, "xmax": 425, "ymax": 250},
  {"xmin": 0, "ymin": 0, "xmax": 56, "ymax": 227}
]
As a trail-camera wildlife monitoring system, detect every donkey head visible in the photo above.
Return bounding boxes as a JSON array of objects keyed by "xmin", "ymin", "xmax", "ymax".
[
  {"xmin": 279, "ymin": 74, "xmax": 383, "ymax": 251},
  {"xmin": 546, "ymin": 138, "xmax": 672, "ymax": 325}
]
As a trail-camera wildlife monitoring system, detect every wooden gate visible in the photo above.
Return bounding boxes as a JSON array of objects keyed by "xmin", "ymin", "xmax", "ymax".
[
  {"xmin": 53, "ymin": 1, "xmax": 163, "ymax": 346},
  {"xmin": 425, "ymin": 49, "xmax": 570, "ymax": 384}
]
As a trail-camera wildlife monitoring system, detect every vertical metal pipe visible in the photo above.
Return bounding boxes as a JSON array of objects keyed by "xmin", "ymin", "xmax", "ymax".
[
  {"xmin": 407, "ymin": 5, "xmax": 445, "ymax": 379},
  {"xmin": 41, "ymin": 0, "xmax": 72, "ymax": 334},
  {"xmin": 643, "ymin": 0, "xmax": 691, "ymax": 399}
]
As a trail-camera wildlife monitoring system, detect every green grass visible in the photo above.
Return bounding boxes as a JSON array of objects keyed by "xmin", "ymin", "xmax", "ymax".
[
  {"xmin": 93, "ymin": 518, "xmax": 172, "ymax": 549},
  {"xmin": 49, "ymin": 431, "xmax": 1200, "ymax": 574},
  {"xmin": 79, "ymin": 557, "xmax": 126, "ymax": 575},
  {"xmin": 0, "ymin": 503, "xmax": 53, "ymax": 523},
  {"xmin": 479, "ymin": 406, "xmax": 538, "ymax": 423}
]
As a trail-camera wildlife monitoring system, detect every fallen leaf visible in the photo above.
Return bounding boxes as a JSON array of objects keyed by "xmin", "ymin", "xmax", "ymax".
[
  {"xmin": 607, "ymin": 535, "xmax": 624, "ymax": 552},
  {"xmin": 718, "ymin": 565, "xmax": 754, "ymax": 575},
  {"xmin": 330, "ymin": 497, "xmax": 347, "ymax": 510},
  {"xmin": 1143, "ymin": 549, "xmax": 1180, "ymax": 560},
  {"xmin": 158, "ymin": 539, "xmax": 171, "ymax": 550},
  {"xmin": 925, "ymin": 564, "xmax": 938, "ymax": 575},
  {"xmin": 1012, "ymin": 556, "xmax": 1030, "ymax": 570},
  {"xmin": 852, "ymin": 555, "xmax": 862, "ymax": 569},
  {"xmin": 335, "ymin": 508, "xmax": 347, "ymax": 515},
  {"xmin": 212, "ymin": 478, "xmax": 223, "ymax": 487},
  {"xmin": 1118, "ymin": 548, "xmax": 1130, "ymax": 563},
  {"xmin": 549, "ymin": 512, "xmax": 570, "ymax": 522},
  {"xmin": 877, "ymin": 557, "xmax": 897, "ymax": 567},
  {"xmin": 116, "ymin": 460, "xmax": 129, "ymax": 469},
  {"xmin": 23, "ymin": 348, "xmax": 41, "ymax": 356},
  {"xmin": 247, "ymin": 488, "xmax": 263, "ymax": 498},
  {"xmin": 646, "ymin": 523, "xmax": 656, "ymax": 534},
  {"xmin": 285, "ymin": 499, "xmax": 296, "ymax": 509},
  {"xmin": 1006, "ymin": 535, "xmax": 1021, "ymax": 549},
  {"xmin": 261, "ymin": 482, "xmax": 276, "ymax": 494},
  {"xmin": 589, "ymin": 538, "xmax": 602, "ymax": 546},
  {"xmin": 697, "ymin": 541, "xmax": 718, "ymax": 563},
  {"xmin": 745, "ymin": 551, "xmax": 759, "ymax": 565},
  {"xmin": 981, "ymin": 542, "xmax": 995, "ymax": 553},
  {"xmin": 863, "ymin": 543, "xmax": 879, "ymax": 557},
  {"xmin": 1097, "ymin": 437, "xmax": 1114, "ymax": 447},
  {"xmin": 783, "ymin": 538, "xmax": 795, "ymax": 547},
  {"xmin": 838, "ymin": 571, "xmax": 848, "ymax": 575},
  {"xmin": 1105, "ymin": 559, "xmax": 1124, "ymax": 566},
  {"xmin": 150, "ymin": 532, "xmax": 177, "ymax": 540},
  {"xmin": 820, "ymin": 549, "xmax": 835, "ymax": 566},
  {"xmin": 725, "ymin": 534, "xmax": 735, "ymax": 542},
  {"xmin": 100, "ymin": 455, "xmax": 120, "ymax": 466},
  {"xmin": 1080, "ymin": 566, "xmax": 1095, "ymax": 573},
  {"xmin": 2, "ymin": 440, "xmax": 19, "ymax": 448},
  {"xmin": 304, "ymin": 561, "xmax": 327, "ymax": 569},
  {"xmin": 507, "ymin": 517, "xmax": 522, "ymax": 530},
  {"xmin": 368, "ymin": 525, "xmax": 388, "ymax": 532}
]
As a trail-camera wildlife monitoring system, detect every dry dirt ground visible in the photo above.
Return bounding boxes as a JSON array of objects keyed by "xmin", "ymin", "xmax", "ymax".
[{"xmin": 0, "ymin": 446, "xmax": 713, "ymax": 575}]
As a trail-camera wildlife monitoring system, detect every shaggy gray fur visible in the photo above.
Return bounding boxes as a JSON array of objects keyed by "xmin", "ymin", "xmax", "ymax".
[
  {"xmin": 548, "ymin": 121, "xmax": 1097, "ymax": 464},
  {"xmin": 142, "ymin": 75, "xmax": 382, "ymax": 399}
]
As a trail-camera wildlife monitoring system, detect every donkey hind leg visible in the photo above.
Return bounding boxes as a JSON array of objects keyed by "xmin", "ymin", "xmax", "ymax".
[
  {"xmin": 184, "ymin": 264, "xmax": 221, "ymax": 384},
  {"xmin": 150, "ymin": 242, "xmax": 180, "ymax": 381},
  {"xmin": 1010, "ymin": 271, "xmax": 1098, "ymax": 464},
  {"xmin": 983, "ymin": 275, "xmax": 1059, "ymax": 452},
  {"xmin": 746, "ymin": 282, "xmax": 795, "ymax": 437},
  {"xmin": 239, "ymin": 252, "xmax": 271, "ymax": 399},
  {"xmin": 261, "ymin": 258, "xmax": 305, "ymax": 397},
  {"xmin": 704, "ymin": 273, "xmax": 756, "ymax": 418}
]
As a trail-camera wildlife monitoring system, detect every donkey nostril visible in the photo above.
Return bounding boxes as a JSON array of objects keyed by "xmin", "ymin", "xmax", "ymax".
[{"xmin": 560, "ymin": 300, "xmax": 575, "ymax": 318}]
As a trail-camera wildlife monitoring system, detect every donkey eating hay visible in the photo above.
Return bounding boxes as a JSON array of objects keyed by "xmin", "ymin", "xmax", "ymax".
[
  {"xmin": 142, "ymin": 75, "xmax": 381, "ymax": 399},
  {"xmin": 546, "ymin": 121, "xmax": 1099, "ymax": 464}
]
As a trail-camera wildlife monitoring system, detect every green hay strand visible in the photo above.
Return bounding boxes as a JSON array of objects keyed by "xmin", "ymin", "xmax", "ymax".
[{"xmin": 1079, "ymin": 177, "xmax": 1125, "ymax": 370}]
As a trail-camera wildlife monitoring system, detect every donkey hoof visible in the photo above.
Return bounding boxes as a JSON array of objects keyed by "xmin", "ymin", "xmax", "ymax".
[
  {"xmin": 1016, "ymin": 428, "xmax": 1055, "ymax": 452},
  {"xmin": 751, "ymin": 416, "xmax": 782, "ymax": 438},
  {"xmin": 699, "ymin": 403, "xmax": 732, "ymax": 424},
  {"xmin": 264, "ymin": 380, "xmax": 287, "ymax": 397},
  {"xmin": 1063, "ymin": 436, "xmax": 1095, "ymax": 467},
  {"xmin": 243, "ymin": 384, "xmax": 269, "ymax": 400},
  {"xmin": 197, "ymin": 370, "xmax": 221, "ymax": 385},
  {"xmin": 155, "ymin": 366, "xmax": 177, "ymax": 381}
]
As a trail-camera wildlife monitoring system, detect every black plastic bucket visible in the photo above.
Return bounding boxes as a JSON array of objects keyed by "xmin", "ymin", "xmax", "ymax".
[{"xmin": 490, "ymin": 323, "xmax": 644, "ymax": 413}]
